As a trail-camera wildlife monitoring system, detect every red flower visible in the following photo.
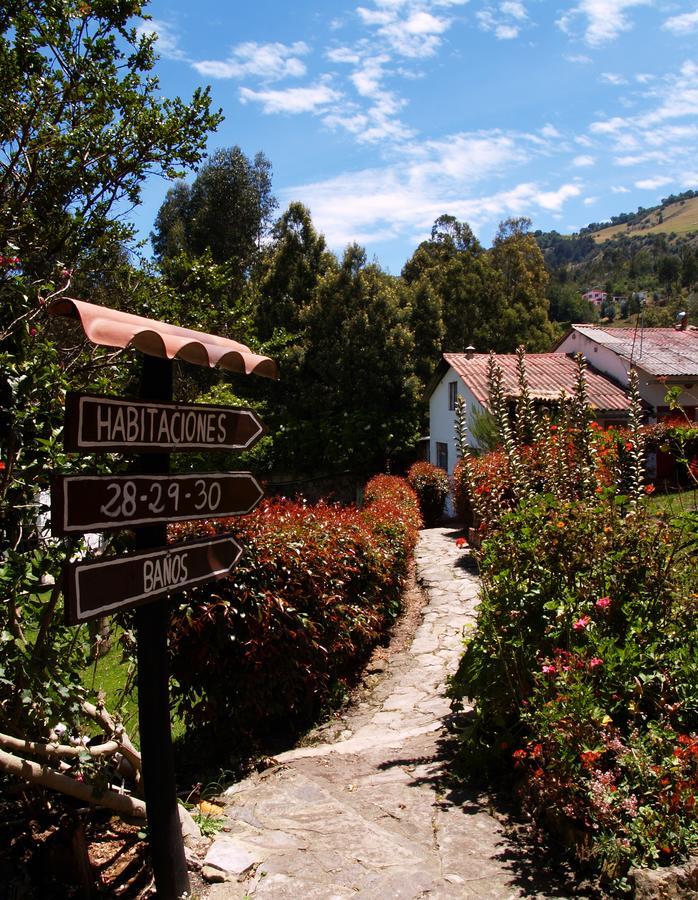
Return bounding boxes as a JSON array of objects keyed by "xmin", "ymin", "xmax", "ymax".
[
  {"xmin": 580, "ymin": 750, "xmax": 601, "ymax": 768},
  {"xmin": 644, "ymin": 484, "xmax": 655, "ymax": 494},
  {"xmin": 589, "ymin": 657, "xmax": 604, "ymax": 668},
  {"xmin": 573, "ymin": 615, "xmax": 591, "ymax": 631},
  {"xmin": 455, "ymin": 537, "xmax": 466, "ymax": 547},
  {"xmin": 595, "ymin": 596, "xmax": 611, "ymax": 610}
]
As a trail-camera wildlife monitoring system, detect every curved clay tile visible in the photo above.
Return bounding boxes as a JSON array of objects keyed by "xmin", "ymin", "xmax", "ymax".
[{"xmin": 49, "ymin": 298, "xmax": 278, "ymax": 380}]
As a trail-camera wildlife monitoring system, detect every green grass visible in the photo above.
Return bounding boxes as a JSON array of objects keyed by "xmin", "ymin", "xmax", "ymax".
[
  {"xmin": 592, "ymin": 196, "xmax": 698, "ymax": 243},
  {"xmin": 81, "ymin": 625, "xmax": 187, "ymax": 747},
  {"xmin": 647, "ymin": 486, "xmax": 698, "ymax": 517}
]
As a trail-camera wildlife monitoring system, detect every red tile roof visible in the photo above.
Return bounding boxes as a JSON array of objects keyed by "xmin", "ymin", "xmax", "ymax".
[
  {"xmin": 443, "ymin": 352, "xmax": 631, "ymax": 412},
  {"xmin": 564, "ymin": 325, "xmax": 698, "ymax": 377}
]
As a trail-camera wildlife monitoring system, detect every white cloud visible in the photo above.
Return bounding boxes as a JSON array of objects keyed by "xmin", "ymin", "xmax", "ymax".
[
  {"xmin": 541, "ymin": 124, "xmax": 562, "ymax": 138},
  {"xmin": 192, "ymin": 41, "xmax": 309, "ymax": 81},
  {"xmin": 136, "ymin": 19, "xmax": 188, "ymax": 61},
  {"xmin": 281, "ymin": 126, "xmax": 581, "ymax": 250},
  {"xmin": 583, "ymin": 196, "xmax": 598, "ymax": 205},
  {"xmin": 565, "ymin": 53, "xmax": 593, "ymax": 63},
  {"xmin": 327, "ymin": 46, "xmax": 362, "ymax": 64},
  {"xmin": 573, "ymin": 154, "xmax": 596, "ymax": 166},
  {"xmin": 477, "ymin": 1, "xmax": 528, "ymax": 39},
  {"xmin": 536, "ymin": 184, "xmax": 582, "ymax": 210},
  {"xmin": 557, "ymin": 0, "xmax": 650, "ymax": 47},
  {"xmin": 635, "ymin": 176, "xmax": 672, "ymax": 189},
  {"xmin": 239, "ymin": 81, "xmax": 341, "ymax": 114},
  {"xmin": 682, "ymin": 172, "xmax": 698, "ymax": 187},
  {"xmin": 501, "ymin": 1, "xmax": 528, "ymax": 20},
  {"xmin": 379, "ymin": 9, "xmax": 451, "ymax": 57},
  {"xmin": 600, "ymin": 72, "xmax": 628, "ymax": 85},
  {"xmin": 611, "ymin": 185, "xmax": 631, "ymax": 193},
  {"xmin": 662, "ymin": 8, "xmax": 698, "ymax": 35}
]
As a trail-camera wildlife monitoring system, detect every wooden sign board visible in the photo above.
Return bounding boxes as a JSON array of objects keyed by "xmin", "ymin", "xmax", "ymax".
[
  {"xmin": 64, "ymin": 393, "xmax": 265, "ymax": 453},
  {"xmin": 64, "ymin": 535, "xmax": 242, "ymax": 624},
  {"xmin": 51, "ymin": 472, "xmax": 264, "ymax": 535}
]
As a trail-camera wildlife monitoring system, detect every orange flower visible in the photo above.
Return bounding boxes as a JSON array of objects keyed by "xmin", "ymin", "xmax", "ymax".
[{"xmin": 644, "ymin": 484, "xmax": 655, "ymax": 494}]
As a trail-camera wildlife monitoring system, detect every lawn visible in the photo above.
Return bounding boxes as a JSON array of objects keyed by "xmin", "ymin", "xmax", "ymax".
[
  {"xmin": 648, "ymin": 486, "xmax": 698, "ymax": 517},
  {"xmin": 81, "ymin": 625, "xmax": 187, "ymax": 747}
]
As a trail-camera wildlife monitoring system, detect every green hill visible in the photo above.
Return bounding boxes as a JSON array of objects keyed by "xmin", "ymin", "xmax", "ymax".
[{"xmin": 590, "ymin": 195, "xmax": 698, "ymax": 243}]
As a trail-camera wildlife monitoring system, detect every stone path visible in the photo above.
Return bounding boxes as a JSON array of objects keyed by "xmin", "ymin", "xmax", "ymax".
[{"xmin": 202, "ymin": 528, "xmax": 550, "ymax": 899}]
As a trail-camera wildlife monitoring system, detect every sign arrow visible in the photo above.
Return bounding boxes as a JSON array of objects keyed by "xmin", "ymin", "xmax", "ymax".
[
  {"xmin": 64, "ymin": 535, "xmax": 242, "ymax": 624},
  {"xmin": 64, "ymin": 393, "xmax": 265, "ymax": 453},
  {"xmin": 51, "ymin": 472, "xmax": 264, "ymax": 535}
]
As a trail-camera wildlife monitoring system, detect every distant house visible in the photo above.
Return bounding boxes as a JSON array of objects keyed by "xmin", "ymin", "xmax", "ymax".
[
  {"xmin": 554, "ymin": 324, "xmax": 698, "ymax": 422},
  {"xmin": 426, "ymin": 351, "xmax": 631, "ymax": 484},
  {"xmin": 582, "ymin": 289, "xmax": 607, "ymax": 306}
]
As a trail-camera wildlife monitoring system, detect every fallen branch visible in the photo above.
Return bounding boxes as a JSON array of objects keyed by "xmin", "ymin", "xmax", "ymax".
[
  {"xmin": 0, "ymin": 731, "xmax": 120, "ymax": 760},
  {"xmin": 0, "ymin": 748, "xmax": 146, "ymax": 819}
]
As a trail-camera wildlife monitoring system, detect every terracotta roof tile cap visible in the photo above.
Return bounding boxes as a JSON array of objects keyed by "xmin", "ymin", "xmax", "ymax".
[{"xmin": 50, "ymin": 298, "xmax": 278, "ymax": 379}]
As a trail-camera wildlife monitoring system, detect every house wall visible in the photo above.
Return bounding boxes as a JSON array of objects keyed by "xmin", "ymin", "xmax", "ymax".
[
  {"xmin": 557, "ymin": 331, "xmax": 631, "ymax": 387},
  {"xmin": 429, "ymin": 367, "xmax": 488, "ymax": 515},
  {"xmin": 429, "ymin": 367, "xmax": 487, "ymax": 477}
]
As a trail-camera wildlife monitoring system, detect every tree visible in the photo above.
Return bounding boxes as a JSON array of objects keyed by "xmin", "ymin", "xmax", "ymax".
[
  {"xmin": 0, "ymin": 1, "xmax": 220, "ymax": 281},
  {"xmin": 255, "ymin": 202, "xmax": 333, "ymax": 342},
  {"xmin": 408, "ymin": 277, "xmax": 444, "ymax": 385},
  {"xmin": 656, "ymin": 255, "xmax": 681, "ymax": 295},
  {"xmin": 489, "ymin": 217, "xmax": 557, "ymax": 351},
  {"xmin": 152, "ymin": 147, "xmax": 277, "ymax": 277},
  {"xmin": 0, "ymin": 0, "xmax": 219, "ymax": 801},
  {"xmin": 680, "ymin": 247, "xmax": 698, "ymax": 289},
  {"xmin": 281, "ymin": 245, "xmax": 421, "ymax": 473}
]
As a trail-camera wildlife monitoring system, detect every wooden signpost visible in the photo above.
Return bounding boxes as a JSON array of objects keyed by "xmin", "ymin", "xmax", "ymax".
[
  {"xmin": 51, "ymin": 472, "xmax": 264, "ymax": 534},
  {"xmin": 48, "ymin": 298, "xmax": 277, "ymax": 900},
  {"xmin": 65, "ymin": 392, "xmax": 265, "ymax": 453},
  {"xmin": 63, "ymin": 534, "xmax": 242, "ymax": 624}
]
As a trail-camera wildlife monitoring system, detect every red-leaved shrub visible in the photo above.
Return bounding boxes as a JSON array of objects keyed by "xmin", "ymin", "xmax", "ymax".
[
  {"xmin": 167, "ymin": 476, "xmax": 420, "ymax": 745},
  {"xmin": 407, "ymin": 461, "xmax": 449, "ymax": 526}
]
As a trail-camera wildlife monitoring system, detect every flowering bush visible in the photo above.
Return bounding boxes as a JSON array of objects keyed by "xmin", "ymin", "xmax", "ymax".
[
  {"xmin": 407, "ymin": 461, "xmax": 449, "ymax": 526},
  {"xmin": 167, "ymin": 476, "xmax": 421, "ymax": 744},
  {"xmin": 448, "ymin": 350, "xmax": 698, "ymax": 889}
]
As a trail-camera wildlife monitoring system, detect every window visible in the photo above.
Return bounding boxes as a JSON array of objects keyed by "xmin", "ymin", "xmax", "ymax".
[
  {"xmin": 448, "ymin": 381, "xmax": 457, "ymax": 411},
  {"xmin": 436, "ymin": 442, "xmax": 448, "ymax": 472}
]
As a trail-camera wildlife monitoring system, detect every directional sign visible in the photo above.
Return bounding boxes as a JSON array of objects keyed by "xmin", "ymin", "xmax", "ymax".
[
  {"xmin": 64, "ymin": 535, "xmax": 242, "ymax": 624},
  {"xmin": 64, "ymin": 393, "xmax": 265, "ymax": 453},
  {"xmin": 51, "ymin": 472, "xmax": 264, "ymax": 535}
]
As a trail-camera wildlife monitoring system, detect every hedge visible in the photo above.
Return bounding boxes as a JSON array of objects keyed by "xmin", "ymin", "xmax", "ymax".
[{"xmin": 167, "ymin": 475, "xmax": 421, "ymax": 744}]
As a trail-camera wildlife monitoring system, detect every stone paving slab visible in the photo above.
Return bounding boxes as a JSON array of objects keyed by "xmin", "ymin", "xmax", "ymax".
[{"xmin": 205, "ymin": 527, "xmax": 551, "ymax": 898}]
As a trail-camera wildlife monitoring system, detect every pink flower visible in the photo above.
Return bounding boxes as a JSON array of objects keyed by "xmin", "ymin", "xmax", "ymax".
[
  {"xmin": 542, "ymin": 663, "xmax": 557, "ymax": 674},
  {"xmin": 573, "ymin": 615, "xmax": 591, "ymax": 631},
  {"xmin": 589, "ymin": 657, "xmax": 604, "ymax": 668},
  {"xmin": 595, "ymin": 596, "xmax": 611, "ymax": 610}
]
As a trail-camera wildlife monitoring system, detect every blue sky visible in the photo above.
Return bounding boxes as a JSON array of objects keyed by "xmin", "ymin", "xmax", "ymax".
[{"xmin": 135, "ymin": 0, "xmax": 698, "ymax": 273}]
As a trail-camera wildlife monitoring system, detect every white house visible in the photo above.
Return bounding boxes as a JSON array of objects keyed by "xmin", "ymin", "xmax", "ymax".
[
  {"xmin": 554, "ymin": 323, "xmax": 698, "ymax": 421},
  {"xmin": 427, "ymin": 350, "xmax": 632, "ymax": 483}
]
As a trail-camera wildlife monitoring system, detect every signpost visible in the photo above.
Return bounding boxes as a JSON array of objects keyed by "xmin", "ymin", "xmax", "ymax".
[
  {"xmin": 51, "ymin": 472, "xmax": 264, "ymax": 535},
  {"xmin": 63, "ymin": 535, "xmax": 242, "ymax": 624},
  {"xmin": 48, "ymin": 300, "xmax": 277, "ymax": 900},
  {"xmin": 65, "ymin": 392, "xmax": 265, "ymax": 453}
]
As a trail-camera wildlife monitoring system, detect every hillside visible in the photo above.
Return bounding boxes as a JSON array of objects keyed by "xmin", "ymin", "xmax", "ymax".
[{"xmin": 591, "ymin": 195, "xmax": 698, "ymax": 243}]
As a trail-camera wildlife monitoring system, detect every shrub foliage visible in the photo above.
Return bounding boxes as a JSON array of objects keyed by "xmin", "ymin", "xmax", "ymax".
[
  {"xmin": 448, "ymin": 349, "xmax": 698, "ymax": 888},
  {"xmin": 168, "ymin": 475, "xmax": 422, "ymax": 743},
  {"xmin": 407, "ymin": 461, "xmax": 449, "ymax": 526}
]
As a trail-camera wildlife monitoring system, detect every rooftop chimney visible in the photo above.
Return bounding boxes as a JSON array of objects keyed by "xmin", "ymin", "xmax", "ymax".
[
  {"xmin": 675, "ymin": 311, "xmax": 688, "ymax": 331},
  {"xmin": 465, "ymin": 345, "xmax": 475, "ymax": 359}
]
